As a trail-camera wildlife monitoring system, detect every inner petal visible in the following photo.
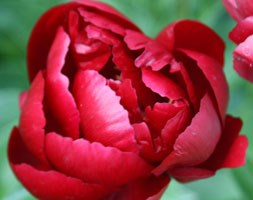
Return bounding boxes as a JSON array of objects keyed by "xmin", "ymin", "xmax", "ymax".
[{"xmin": 73, "ymin": 69, "xmax": 138, "ymax": 153}]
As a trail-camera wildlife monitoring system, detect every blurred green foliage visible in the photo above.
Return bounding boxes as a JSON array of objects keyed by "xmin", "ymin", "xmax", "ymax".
[{"xmin": 0, "ymin": 0, "xmax": 252, "ymax": 199}]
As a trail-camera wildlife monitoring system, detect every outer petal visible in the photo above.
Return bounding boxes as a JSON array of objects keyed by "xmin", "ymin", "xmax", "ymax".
[
  {"xmin": 46, "ymin": 26, "xmax": 80, "ymax": 139},
  {"xmin": 11, "ymin": 164, "xmax": 110, "ymax": 200},
  {"xmin": 156, "ymin": 20, "xmax": 225, "ymax": 65},
  {"xmin": 233, "ymin": 35, "xmax": 253, "ymax": 82},
  {"xmin": 153, "ymin": 93, "xmax": 221, "ymax": 176},
  {"xmin": 73, "ymin": 70, "xmax": 138, "ymax": 152},
  {"xmin": 170, "ymin": 167, "xmax": 215, "ymax": 183},
  {"xmin": 19, "ymin": 72, "xmax": 48, "ymax": 166},
  {"xmin": 8, "ymin": 127, "xmax": 109, "ymax": 199},
  {"xmin": 45, "ymin": 132, "xmax": 152, "ymax": 187},
  {"xmin": 78, "ymin": 6, "xmax": 138, "ymax": 36},
  {"xmin": 108, "ymin": 175, "xmax": 170, "ymax": 200},
  {"xmin": 201, "ymin": 115, "xmax": 248, "ymax": 170},
  {"xmin": 27, "ymin": 2, "xmax": 79, "ymax": 82},
  {"xmin": 75, "ymin": 0, "xmax": 140, "ymax": 34}
]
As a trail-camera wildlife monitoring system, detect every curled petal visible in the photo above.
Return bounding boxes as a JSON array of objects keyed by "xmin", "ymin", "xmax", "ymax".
[
  {"xmin": 27, "ymin": 2, "xmax": 78, "ymax": 82},
  {"xmin": 76, "ymin": 0, "xmax": 140, "ymax": 33},
  {"xmin": 125, "ymin": 30, "xmax": 173, "ymax": 70},
  {"xmin": 142, "ymin": 68, "xmax": 186, "ymax": 100},
  {"xmin": 46, "ymin": 26, "xmax": 80, "ymax": 139},
  {"xmin": 233, "ymin": 35, "xmax": 253, "ymax": 82},
  {"xmin": 19, "ymin": 72, "xmax": 48, "ymax": 165},
  {"xmin": 113, "ymin": 79, "xmax": 143, "ymax": 123},
  {"xmin": 170, "ymin": 60, "xmax": 199, "ymax": 111},
  {"xmin": 78, "ymin": 7, "xmax": 139, "ymax": 36},
  {"xmin": 45, "ymin": 133, "xmax": 152, "ymax": 187},
  {"xmin": 201, "ymin": 116, "xmax": 248, "ymax": 170},
  {"xmin": 156, "ymin": 20, "xmax": 225, "ymax": 65},
  {"xmin": 179, "ymin": 49, "xmax": 229, "ymax": 123},
  {"xmin": 229, "ymin": 16, "xmax": 253, "ymax": 44},
  {"xmin": 161, "ymin": 105, "xmax": 192, "ymax": 151},
  {"xmin": 145, "ymin": 103, "xmax": 183, "ymax": 134},
  {"xmin": 133, "ymin": 122, "xmax": 159, "ymax": 162},
  {"xmin": 153, "ymin": 93, "xmax": 221, "ymax": 176},
  {"xmin": 73, "ymin": 70, "xmax": 138, "ymax": 152}
]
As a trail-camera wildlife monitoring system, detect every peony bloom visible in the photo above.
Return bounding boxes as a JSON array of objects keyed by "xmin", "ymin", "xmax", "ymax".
[
  {"xmin": 8, "ymin": 0, "xmax": 248, "ymax": 199},
  {"xmin": 222, "ymin": 0, "xmax": 253, "ymax": 82}
]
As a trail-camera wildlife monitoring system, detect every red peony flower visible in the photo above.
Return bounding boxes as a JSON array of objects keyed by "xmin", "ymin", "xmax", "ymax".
[
  {"xmin": 223, "ymin": 0, "xmax": 253, "ymax": 82},
  {"xmin": 8, "ymin": 0, "xmax": 248, "ymax": 199}
]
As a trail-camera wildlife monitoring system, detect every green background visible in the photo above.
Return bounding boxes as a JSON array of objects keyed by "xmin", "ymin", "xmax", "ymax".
[{"xmin": 0, "ymin": 0, "xmax": 252, "ymax": 199}]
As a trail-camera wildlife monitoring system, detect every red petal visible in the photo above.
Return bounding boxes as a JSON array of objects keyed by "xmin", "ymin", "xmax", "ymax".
[
  {"xmin": 222, "ymin": 0, "xmax": 244, "ymax": 21},
  {"xmin": 161, "ymin": 105, "xmax": 192, "ymax": 151},
  {"xmin": 153, "ymin": 93, "xmax": 221, "ymax": 176},
  {"xmin": 156, "ymin": 20, "xmax": 225, "ymax": 65},
  {"xmin": 8, "ymin": 128, "xmax": 109, "ymax": 199},
  {"xmin": 85, "ymin": 24, "xmax": 119, "ymax": 45},
  {"xmin": 19, "ymin": 72, "xmax": 48, "ymax": 165},
  {"xmin": 73, "ymin": 70, "xmax": 138, "ymax": 152},
  {"xmin": 27, "ymin": 2, "xmax": 78, "ymax": 82},
  {"xmin": 10, "ymin": 164, "xmax": 108, "ymax": 199},
  {"xmin": 121, "ymin": 65, "xmax": 160, "ymax": 107},
  {"xmin": 179, "ymin": 49, "xmax": 229, "ymax": 123},
  {"xmin": 170, "ymin": 60, "xmax": 199, "ymax": 111},
  {"xmin": 233, "ymin": 35, "xmax": 253, "ymax": 82},
  {"xmin": 222, "ymin": 135, "xmax": 248, "ymax": 168},
  {"xmin": 133, "ymin": 122, "xmax": 159, "ymax": 162},
  {"xmin": 201, "ymin": 115, "xmax": 248, "ymax": 170},
  {"xmin": 114, "ymin": 79, "xmax": 143, "ymax": 123},
  {"xmin": 78, "ymin": 7, "xmax": 138, "ymax": 36},
  {"xmin": 235, "ymin": 0, "xmax": 253, "ymax": 19},
  {"xmin": 145, "ymin": 103, "xmax": 184, "ymax": 134},
  {"xmin": 8, "ymin": 127, "xmax": 47, "ymax": 168},
  {"xmin": 45, "ymin": 133, "xmax": 152, "ymax": 187},
  {"xmin": 142, "ymin": 68, "xmax": 186, "ymax": 100},
  {"xmin": 75, "ymin": 0, "xmax": 140, "ymax": 32},
  {"xmin": 109, "ymin": 175, "xmax": 170, "ymax": 200},
  {"xmin": 229, "ymin": 16, "xmax": 253, "ymax": 44},
  {"xmin": 124, "ymin": 30, "xmax": 173, "ymax": 71},
  {"xmin": 170, "ymin": 167, "xmax": 214, "ymax": 183},
  {"xmin": 74, "ymin": 28, "xmax": 111, "ymax": 71},
  {"xmin": 46, "ymin": 27, "xmax": 80, "ymax": 139}
]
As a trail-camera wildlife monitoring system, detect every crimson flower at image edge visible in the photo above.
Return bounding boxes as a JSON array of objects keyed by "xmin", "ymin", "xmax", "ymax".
[
  {"xmin": 222, "ymin": 0, "xmax": 253, "ymax": 82},
  {"xmin": 8, "ymin": 0, "xmax": 248, "ymax": 199}
]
